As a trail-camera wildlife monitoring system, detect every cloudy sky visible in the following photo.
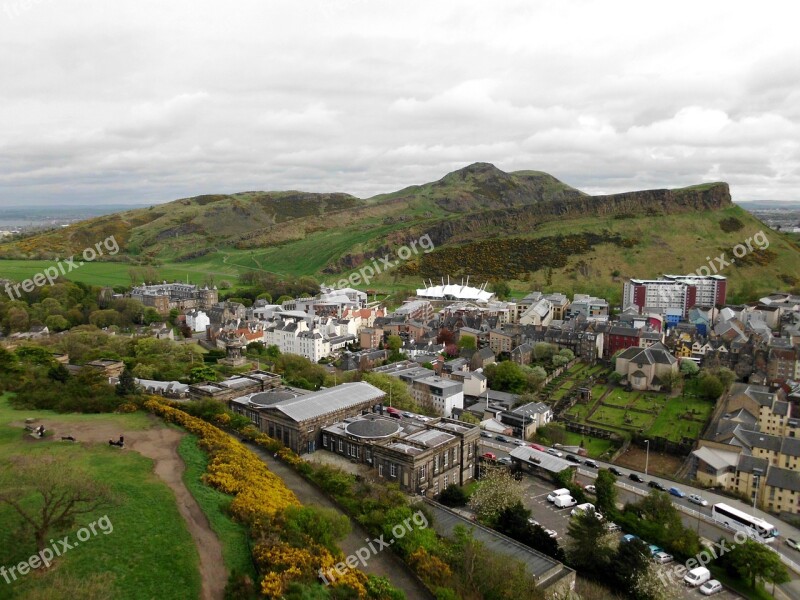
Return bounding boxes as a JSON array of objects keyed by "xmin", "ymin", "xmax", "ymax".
[{"xmin": 1, "ymin": 0, "xmax": 798, "ymax": 206}]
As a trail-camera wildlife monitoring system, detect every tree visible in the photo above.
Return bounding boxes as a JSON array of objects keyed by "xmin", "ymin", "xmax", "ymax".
[
  {"xmin": 439, "ymin": 484, "xmax": 469, "ymax": 507},
  {"xmin": 716, "ymin": 367, "xmax": 736, "ymax": 388},
  {"xmin": 680, "ymin": 360, "xmax": 699, "ymax": 376},
  {"xmin": 387, "ymin": 335, "xmax": 403, "ymax": 352},
  {"xmin": 612, "ymin": 537, "xmax": 650, "ymax": 593},
  {"xmin": 609, "ymin": 371, "xmax": 624, "ymax": 384},
  {"xmin": 116, "ymin": 366, "xmax": 138, "ymax": 396},
  {"xmin": 594, "ymin": 469, "xmax": 618, "ymax": 516},
  {"xmin": 468, "ymin": 466, "xmax": 524, "ymax": 525},
  {"xmin": 557, "ymin": 348, "xmax": 575, "ymax": 361},
  {"xmin": 633, "ymin": 563, "xmax": 681, "ymax": 600},
  {"xmin": 565, "ymin": 510, "xmax": 614, "ymax": 578},
  {"xmin": 552, "ymin": 354, "xmax": 569, "ymax": 368},
  {"xmin": 661, "ymin": 371, "xmax": 684, "ymax": 392},
  {"xmin": 487, "ymin": 360, "xmax": 527, "ymax": 393},
  {"xmin": 0, "ymin": 455, "xmax": 115, "ymax": 552},
  {"xmin": 44, "ymin": 314, "xmax": 70, "ymax": 332},
  {"xmin": 489, "ymin": 279, "xmax": 511, "ymax": 300},
  {"xmin": 459, "ymin": 412, "xmax": 480, "ymax": 425},
  {"xmin": 533, "ymin": 343, "xmax": 557, "ymax": 361},
  {"xmin": 437, "ymin": 328, "xmax": 456, "ymax": 345},
  {"xmin": 698, "ymin": 373, "xmax": 724, "ymax": 400},
  {"xmin": 727, "ymin": 539, "xmax": 789, "ymax": 590},
  {"xmin": 189, "ymin": 365, "xmax": 218, "ymax": 383}
]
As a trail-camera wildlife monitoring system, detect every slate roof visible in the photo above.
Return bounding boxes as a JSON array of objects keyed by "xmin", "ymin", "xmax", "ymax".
[{"xmin": 766, "ymin": 466, "xmax": 800, "ymax": 492}]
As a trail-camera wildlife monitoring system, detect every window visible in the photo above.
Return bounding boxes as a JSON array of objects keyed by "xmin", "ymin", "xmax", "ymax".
[
  {"xmin": 444, "ymin": 474, "xmax": 448, "ymax": 488},
  {"xmin": 443, "ymin": 452, "xmax": 449, "ymax": 468},
  {"xmin": 379, "ymin": 464, "xmax": 383, "ymax": 477},
  {"xmin": 338, "ymin": 439, "xmax": 343, "ymax": 452},
  {"xmin": 322, "ymin": 434, "xmax": 328, "ymax": 448},
  {"xmin": 434, "ymin": 455, "xmax": 439, "ymax": 472},
  {"xmin": 390, "ymin": 463, "xmax": 397, "ymax": 478},
  {"xmin": 420, "ymin": 465, "xmax": 427, "ymax": 480}
]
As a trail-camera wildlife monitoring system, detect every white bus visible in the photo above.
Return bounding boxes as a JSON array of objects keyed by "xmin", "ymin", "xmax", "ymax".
[{"xmin": 711, "ymin": 503, "xmax": 779, "ymax": 543}]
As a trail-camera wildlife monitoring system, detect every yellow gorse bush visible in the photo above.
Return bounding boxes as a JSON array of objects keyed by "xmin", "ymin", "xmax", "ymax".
[{"xmin": 144, "ymin": 399, "xmax": 367, "ymax": 598}]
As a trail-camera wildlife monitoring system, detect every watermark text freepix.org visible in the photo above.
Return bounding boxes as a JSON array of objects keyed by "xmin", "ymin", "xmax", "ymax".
[
  {"xmin": 690, "ymin": 229, "xmax": 769, "ymax": 277},
  {"xmin": 656, "ymin": 530, "xmax": 748, "ymax": 587},
  {"xmin": 4, "ymin": 235, "xmax": 119, "ymax": 300},
  {"xmin": 318, "ymin": 510, "xmax": 428, "ymax": 585},
  {"xmin": 324, "ymin": 234, "xmax": 434, "ymax": 291},
  {"xmin": 1, "ymin": 515, "xmax": 114, "ymax": 584}
]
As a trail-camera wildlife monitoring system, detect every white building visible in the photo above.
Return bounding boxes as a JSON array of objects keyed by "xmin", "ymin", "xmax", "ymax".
[{"xmin": 185, "ymin": 309, "xmax": 210, "ymax": 333}]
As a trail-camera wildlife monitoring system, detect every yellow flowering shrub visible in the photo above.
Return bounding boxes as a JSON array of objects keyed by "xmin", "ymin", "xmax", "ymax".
[{"xmin": 144, "ymin": 399, "xmax": 369, "ymax": 598}]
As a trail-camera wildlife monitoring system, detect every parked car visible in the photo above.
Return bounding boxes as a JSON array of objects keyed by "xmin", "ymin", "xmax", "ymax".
[
  {"xmin": 481, "ymin": 452, "xmax": 497, "ymax": 461},
  {"xmin": 621, "ymin": 534, "xmax": 639, "ymax": 543},
  {"xmin": 629, "ymin": 473, "xmax": 644, "ymax": 483},
  {"xmin": 565, "ymin": 454, "xmax": 581, "ymax": 463},
  {"xmin": 699, "ymin": 579, "xmax": 722, "ymax": 595},
  {"xmin": 609, "ymin": 467, "xmax": 624, "ymax": 476},
  {"xmin": 527, "ymin": 518, "xmax": 539, "ymax": 527},
  {"xmin": 605, "ymin": 522, "xmax": 621, "ymax": 532},
  {"xmin": 497, "ymin": 457, "xmax": 512, "ymax": 466},
  {"xmin": 547, "ymin": 488, "xmax": 571, "ymax": 502},
  {"xmin": 583, "ymin": 459, "xmax": 598, "ymax": 468},
  {"xmin": 648, "ymin": 481, "xmax": 667, "ymax": 491},
  {"xmin": 571, "ymin": 503, "xmax": 601, "ymax": 519},
  {"xmin": 668, "ymin": 486, "xmax": 685, "ymax": 498},
  {"xmin": 496, "ymin": 435, "xmax": 509, "ymax": 443},
  {"xmin": 687, "ymin": 493, "xmax": 708, "ymax": 507},
  {"xmin": 684, "ymin": 566, "xmax": 711, "ymax": 587},
  {"xmin": 554, "ymin": 495, "xmax": 577, "ymax": 508},
  {"xmin": 584, "ymin": 484, "xmax": 596, "ymax": 494},
  {"xmin": 546, "ymin": 448, "xmax": 563, "ymax": 457},
  {"xmin": 653, "ymin": 551, "xmax": 674, "ymax": 564},
  {"xmin": 787, "ymin": 538, "xmax": 800, "ymax": 550},
  {"xmin": 543, "ymin": 528, "xmax": 558, "ymax": 539}
]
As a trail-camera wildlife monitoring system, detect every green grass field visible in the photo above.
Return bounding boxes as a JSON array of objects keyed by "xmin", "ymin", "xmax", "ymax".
[
  {"xmin": 0, "ymin": 393, "xmax": 201, "ymax": 599},
  {"xmin": 558, "ymin": 429, "xmax": 616, "ymax": 459},
  {"xmin": 590, "ymin": 405, "xmax": 655, "ymax": 431},
  {"xmin": 647, "ymin": 396, "xmax": 714, "ymax": 441},
  {"xmin": 177, "ymin": 435, "xmax": 254, "ymax": 581}
]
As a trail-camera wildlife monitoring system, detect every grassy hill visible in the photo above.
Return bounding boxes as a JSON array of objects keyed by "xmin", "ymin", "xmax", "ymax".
[{"xmin": 1, "ymin": 163, "xmax": 798, "ymax": 303}]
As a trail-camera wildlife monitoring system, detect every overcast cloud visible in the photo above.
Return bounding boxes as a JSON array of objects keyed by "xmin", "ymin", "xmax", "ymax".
[{"xmin": 1, "ymin": 0, "xmax": 798, "ymax": 205}]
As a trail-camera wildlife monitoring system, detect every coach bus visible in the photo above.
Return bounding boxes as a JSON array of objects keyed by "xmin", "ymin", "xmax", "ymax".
[{"xmin": 711, "ymin": 503, "xmax": 779, "ymax": 543}]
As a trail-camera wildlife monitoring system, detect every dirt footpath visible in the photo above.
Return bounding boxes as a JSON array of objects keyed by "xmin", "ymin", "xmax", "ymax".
[{"xmin": 15, "ymin": 416, "xmax": 227, "ymax": 600}]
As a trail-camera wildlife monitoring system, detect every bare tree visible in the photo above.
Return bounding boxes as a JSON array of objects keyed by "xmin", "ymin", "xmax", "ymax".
[{"xmin": 0, "ymin": 455, "xmax": 115, "ymax": 552}]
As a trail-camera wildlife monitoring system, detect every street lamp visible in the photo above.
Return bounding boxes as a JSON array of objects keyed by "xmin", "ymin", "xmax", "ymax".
[{"xmin": 644, "ymin": 439, "xmax": 650, "ymax": 476}]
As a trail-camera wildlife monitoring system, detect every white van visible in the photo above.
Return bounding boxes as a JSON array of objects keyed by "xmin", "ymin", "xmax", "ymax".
[
  {"xmin": 684, "ymin": 566, "xmax": 711, "ymax": 587},
  {"xmin": 553, "ymin": 495, "xmax": 577, "ymax": 508},
  {"xmin": 547, "ymin": 488, "xmax": 571, "ymax": 502},
  {"xmin": 571, "ymin": 502, "xmax": 602, "ymax": 519}
]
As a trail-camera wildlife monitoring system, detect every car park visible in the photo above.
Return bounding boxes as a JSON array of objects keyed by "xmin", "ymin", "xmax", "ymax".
[
  {"xmin": 565, "ymin": 454, "xmax": 581, "ymax": 463},
  {"xmin": 648, "ymin": 481, "xmax": 666, "ymax": 491},
  {"xmin": 687, "ymin": 493, "xmax": 708, "ymax": 507},
  {"xmin": 583, "ymin": 459, "xmax": 598, "ymax": 468},
  {"xmin": 546, "ymin": 448, "xmax": 563, "ymax": 457},
  {"xmin": 609, "ymin": 467, "xmax": 624, "ymax": 476},
  {"xmin": 699, "ymin": 579, "xmax": 722, "ymax": 595},
  {"xmin": 547, "ymin": 488, "xmax": 571, "ymax": 502},
  {"xmin": 584, "ymin": 484, "xmax": 596, "ymax": 494},
  {"xmin": 628, "ymin": 473, "xmax": 644, "ymax": 483},
  {"xmin": 787, "ymin": 538, "xmax": 800, "ymax": 550},
  {"xmin": 668, "ymin": 486, "xmax": 685, "ymax": 498}
]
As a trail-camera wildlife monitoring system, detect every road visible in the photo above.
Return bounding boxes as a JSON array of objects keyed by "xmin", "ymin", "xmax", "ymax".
[{"xmin": 479, "ymin": 436, "xmax": 800, "ymax": 600}]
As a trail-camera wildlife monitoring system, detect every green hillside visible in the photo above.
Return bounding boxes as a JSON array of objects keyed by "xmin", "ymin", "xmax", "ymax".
[{"xmin": 1, "ymin": 163, "xmax": 798, "ymax": 303}]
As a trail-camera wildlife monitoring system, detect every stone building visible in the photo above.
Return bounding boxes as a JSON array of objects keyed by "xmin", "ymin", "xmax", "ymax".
[{"xmin": 322, "ymin": 413, "xmax": 480, "ymax": 496}]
